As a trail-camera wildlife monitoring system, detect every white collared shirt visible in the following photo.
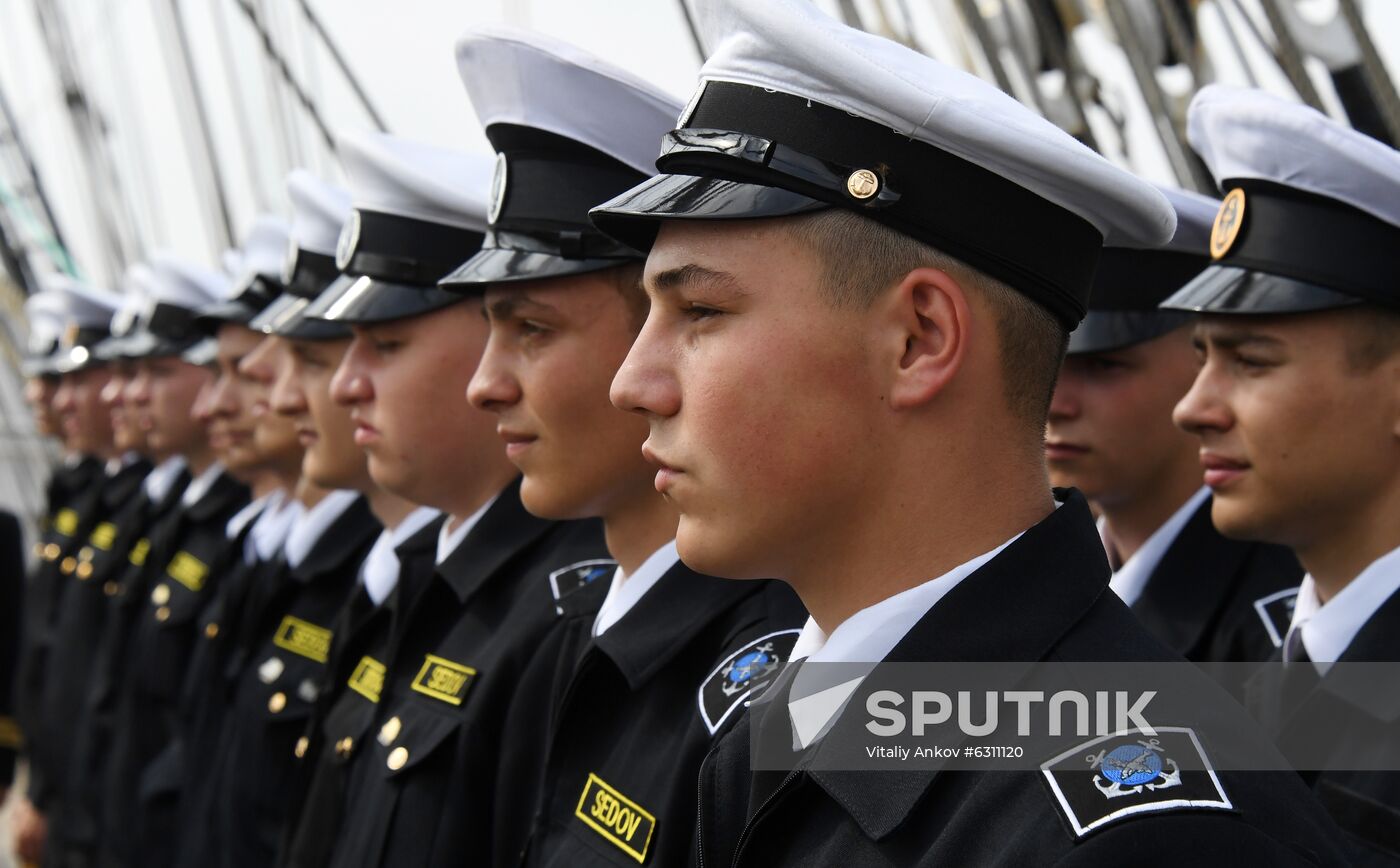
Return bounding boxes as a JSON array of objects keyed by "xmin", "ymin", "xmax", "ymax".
[
  {"xmin": 787, "ymin": 532, "xmax": 1022, "ymax": 749},
  {"xmin": 227, "ymin": 490, "xmax": 279, "ymax": 543},
  {"xmin": 1105, "ymin": 487, "xmax": 1210, "ymax": 607},
  {"xmin": 284, "ymin": 490, "xmax": 361, "ymax": 569},
  {"xmin": 180, "ymin": 462, "xmax": 227, "ymax": 508},
  {"xmin": 361, "ymin": 506, "xmax": 442, "ymax": 605},
  {"xmin": 1284, "ymin": 544, "xmax": 1400, "ymax": 673},
  {"xmin": 592, "ymin": 540, "xmax": 681, "ymax": 638},
  {"xmin": 105, "ymin": 452, "xmax": 142, "ymax": 477},
  {"xmin": 251, "ymin": 495, "xmax": 301, "ymax": 564},
  {"xmin": 436, "ymin": 494, "xmax": 499, "ymax": 565},
  {"xmin": 143, "ymin": 456, "xmax": 188, "ymax": 503}
]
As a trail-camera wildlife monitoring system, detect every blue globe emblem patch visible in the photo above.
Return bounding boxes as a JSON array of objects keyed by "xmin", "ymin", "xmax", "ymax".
[
  {"xmin": 1101, "ymin": 744, "xmax": 1163, "ymax": 786},
  {"xmin": 727, "ymin": 650, "xmax": 770, "ymax": 685}
]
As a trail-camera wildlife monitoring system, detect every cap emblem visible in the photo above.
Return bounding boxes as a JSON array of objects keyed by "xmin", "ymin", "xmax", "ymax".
[
  {"xmin": 335, "ymin": 211, "xmax": 362, "ymax": 271},
  {"xmin": 846, "ymin": 169, "xmax": 881, "ymax": 201},
  {"xmin": 1210, "ymin": 188, "xmax": 1246, "ymax": 260},
  {"xmin": 487, "ymin": 153, "xmax": 509, "ymax": 226}
]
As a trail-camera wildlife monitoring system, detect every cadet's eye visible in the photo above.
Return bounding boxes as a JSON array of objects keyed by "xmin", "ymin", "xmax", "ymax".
[
  {"xmin": 372, "ymin": 338, "xmax": 404, "ymax": 355},
  {"xmin": 682, "ymin": 303, "xmax": 723, "ymax": 321},
  {"xmin": 519, "ymin": 320, "xmax": 550, "ymax": 338}
]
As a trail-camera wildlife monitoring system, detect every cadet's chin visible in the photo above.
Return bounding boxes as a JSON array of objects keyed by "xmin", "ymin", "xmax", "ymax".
[
  {"xmin": 674, "ymin": 514, "xmax": 772, "ymax": 582},
  {"xmin": 518, "ymin": 474, "xmax": 583, "ymax": 521},
  {"xmin": 1208, "ymin": 491, "xmax": 1278, "ymax": 545}
]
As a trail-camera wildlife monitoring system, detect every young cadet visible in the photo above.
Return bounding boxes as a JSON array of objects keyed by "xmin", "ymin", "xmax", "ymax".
[
  {"xmin": 183, "ymin": 208, "xmax": 387, "ymax": 868},
  {"xmin": 1165, "ymin": 85, "xmax": 1400, "ymax": 866},
  {"xmin": 1047, "ymin": 185, "xmax": 1304, "ymax": 665},
  {"xmin": 270, "ymin": 169, "xmax": 443, "ymax": 868},
  {"xmin": 590, "ymin": 1, "xmax": 1350, "ymax": 864},
  {"xmin": 94, "ymin": 256, "xmax": 250, "ymax": 868},
  {"xmin": 12, "ymin": 277, "xmax": 123, "ymax": 858},
  {"xmin": 445, "ymin": 28, "xmax": 806, "ymax": 867},
  {"xmin": 297, "ymin": 130, "xmax": 608, "ymax": 868}
]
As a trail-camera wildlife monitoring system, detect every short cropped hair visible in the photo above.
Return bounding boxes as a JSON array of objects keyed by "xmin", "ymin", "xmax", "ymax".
[
  {"xmin": 1344, "ymin": 304, "xmax": 1400, "ymax": 371},
  {"xmin": 784, "ymin": 208, "xmax": 1068, "ymax": 432}
]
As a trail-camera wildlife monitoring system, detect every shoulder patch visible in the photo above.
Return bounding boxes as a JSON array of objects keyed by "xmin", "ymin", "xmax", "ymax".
[
  {"xmin": 1252, "ymin": 587, "xmax": 1300, "ymax": 648},
  {"xmin": 548, "ymin": 559, "xmax": 617, "ymax": 614},
  {"xmin": 272, "ymin": 615, "xmax": 333, "ymax": 663},
  {"xmin": 574, "ymin": 772, "xmax": 657, "ymax": 863},
  {"xmin": 699, "ymin": 629, "xmax": 801, "ymax": 735},
  {"xmin": 1040, "ymin": 727, "xmax": 1233, "ymax": 838},
  {"xmin": 411, "ymin": 654, "xmax": 476, "ymax": 706}
]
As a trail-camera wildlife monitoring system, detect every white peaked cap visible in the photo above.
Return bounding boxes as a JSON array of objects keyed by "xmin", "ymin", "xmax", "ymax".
[
  {"xmin": 690, "ymin": 0, "xmax": 1175, "ymax": 247},
  {"xmin": 455, "ymin": 25, "xmax": 683, "ymax": 175},
  {"xmin": 336, "ymin": 130, "xmax": 494, "ymax": 231},
  {"xmin": 286, "ymin": 169, "xmax": 353, "ymax": 256},
  {"xmin": 1188, "ymin": 84, "xmax": 1400, "ymax": 228}
]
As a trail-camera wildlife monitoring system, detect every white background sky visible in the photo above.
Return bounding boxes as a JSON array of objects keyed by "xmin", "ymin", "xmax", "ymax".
[{"xmin": 0, "ymin": 0, "xmax": 1397, "ymax": 289}]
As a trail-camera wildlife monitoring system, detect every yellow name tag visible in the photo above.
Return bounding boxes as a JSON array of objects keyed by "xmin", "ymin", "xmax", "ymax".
[
  {"xmin": 272, "ymin": 615, "xmax": 333, "ymax": 663},
  {"xmin": 410, "ymin": 654, "xmax": 476, "ymax": 706},
  {"xmin": 574, "ymin": 773, "xmax": 656, "ymax": 863},
  {"xmin": 54, "ymin": 508, "xmax": 79, "ymax": 537},
  {"xmin": 90, "ymin": 522, "xmax": 119, "ymax": 551},
  {"xmin": 348, "ymin": 655, "xmax": 386, "ymax": 703},
  {"xmin": 166, "ymin": 551, "xmax": 209, "ymax": 591},
  {"xmin": 129, "ymin": 538, "xmax": 151, "ymax": 566}
]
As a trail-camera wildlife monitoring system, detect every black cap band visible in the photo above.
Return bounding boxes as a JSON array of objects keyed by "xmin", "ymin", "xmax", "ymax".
[
  {"xmin": 1212, "ymin": 180, "xmax": 1400, "ymax": 309},
  {"xmin": 1090, "ymin": 249, "xmax": 1209, "ymax": 312},
  {"xmin": 653, "ymin": 81, "xmax": 1102, "ymax": 328},
  {"xmin": 285, "ymin": 249, "xmax": 340, "ymax": 299},
  {"xmin": 338, "ymin": 209, "xmax": 485, "ymax": 286}
]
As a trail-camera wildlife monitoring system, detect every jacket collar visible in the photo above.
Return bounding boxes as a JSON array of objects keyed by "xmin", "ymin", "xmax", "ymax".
[
  {"xmin": 1130, "ymin": 496, "xmax": 1251, "ymax": 656},
  {"xmin": 593, "ymin": 562, "xmax": 762, "ymax": 689},
  {"xmin": 102, "ymin": 458, "xmax": 154, "ymax": 509},
  {"xmin": 289, "ymin": 496, "xmax": 380, "ymax": 584},
  {"xmin": 804, "ymin": 489, "xmax": 1113, "ymax": 840},
  {"xmin": 435, "ymin": 477, "xmax": 555, "ymax": 604},
  {"xmin": 184, "ymin": 468, "xmax": 248, "ymax": 523}
]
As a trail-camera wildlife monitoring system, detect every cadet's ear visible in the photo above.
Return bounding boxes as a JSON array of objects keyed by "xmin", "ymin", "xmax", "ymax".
[{"xmin": 881, "ymin": 267, "xmax": 969, "ymax": 410}]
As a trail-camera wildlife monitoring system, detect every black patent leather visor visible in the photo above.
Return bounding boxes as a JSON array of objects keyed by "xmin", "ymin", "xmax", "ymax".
[
  {"xmin": 440, "ymin": 246, "xmax": 624, "ymax": 292},
  {"xmin": 1160, "ymin": 265, "xmax": 1362, "ymax": 315},
  {"xmin": 1067, "ymin": 310, "xmax": 1194, "ymax": 355},
  {"xmin": 301, "ymin": 274, "xmax": 465, "ymax": 325},
  {"xmin": 590, "ymin": 173, "xmax": 828, "ymax": 253}
]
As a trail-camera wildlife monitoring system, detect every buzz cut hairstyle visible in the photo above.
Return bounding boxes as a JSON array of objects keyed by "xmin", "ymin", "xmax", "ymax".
[
  {"xmin": 784, "ymin": 208, "xmax": 1069, "ymax": 434},
  {"xmin": 1344, "ymin": 304, "xmax": 1400, "ymax": 372}
]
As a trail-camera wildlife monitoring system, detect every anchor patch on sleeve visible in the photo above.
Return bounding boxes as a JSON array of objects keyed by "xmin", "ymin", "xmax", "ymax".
[
  {"xmin": 1252, "ymin": 587, "xmax": 1300, "ymax": 648},
  {"xmin": 698, "ymin": 629, "xmax": 801, "ymax": 735},
  {"xmin": 1040, "ymin": 726, "xmax": 1233, "ymax": 838}
]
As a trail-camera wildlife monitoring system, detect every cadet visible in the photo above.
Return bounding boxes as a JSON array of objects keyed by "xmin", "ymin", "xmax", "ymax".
[
  {"xmin": 592, "ymin": 1, "xmax": 1349, "ymax": 864},
  {"xmin": 94, "ymin": 255, "xmax": 250, "ymax": 868},
  {"xmin": 446, "ymin": 28, "xmax": 806, "ymax": 867},
  {"xmin": 272, "ymin": 168, "xmax": 442, "ymax": 868},
  {"xmin": 1166, "ymin": 85, "xmax": 1400, "ymax": 866},
  {"xmin": 185, "ymin": 198, "xmax": 391, "ymax": 868},
  {"xmin": 1047, "ymin": 185, "xmax": 1304, "ymax": 666},
  {"xmin": 295, "ymin": 129, "xmax": 607, "ymax": 868},
  {"xmin": 13, "ymin": 276, "xmax": 122, "ymax": 861},
  {"xmin": 0, "ymin": 507, "xmax": 18, "ymax": 806}
]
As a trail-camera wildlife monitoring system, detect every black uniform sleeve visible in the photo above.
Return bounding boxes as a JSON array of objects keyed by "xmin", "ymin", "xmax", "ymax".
[{"xmin": 0, "ymin": 510, "xmax": 24, "ymax": 788}]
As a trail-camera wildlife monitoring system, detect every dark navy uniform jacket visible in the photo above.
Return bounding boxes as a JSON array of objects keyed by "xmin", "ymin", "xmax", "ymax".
[
  {"xmin": 15, "ymin": 455, "xmax": 103, "ymax": 808},
  {"xmin": 51, "ymin": 463, "xmax": 190, "ymax": 864},
  {"xmin": 324, "ymin": 479, "xmax": 610, "ymax": 868},
  {"xmin": 33, "ymin": 458, "xmax": 150, "ymax": 816},
  {"xmin": 199, "ymin": 497, "xmax": 380, "ymax": 868},
  {"xmin": 1247, "ymin": 585, "xmax": 1400, "ymax": 867},
  {"xmin": 98, "ymin": 468, "xmax": 248, "ymax": 868},
  {"xmin": 0, "ymin": 510, "xmax": 23, "ymax": 789},
  {"xmin": 522, "ymin": 564, "xmax": 805, "ymax": 868},
  {"xmin": 1130, "ymin": 495, "xmax": 1303, "ymax": 667},
  {"xmin": 277, "ymin": 516, "xmax": 444, "ymax": 868},
  {"xmin": 696, "ymin": 492, "xmax": 1350, "ymax": 867}
]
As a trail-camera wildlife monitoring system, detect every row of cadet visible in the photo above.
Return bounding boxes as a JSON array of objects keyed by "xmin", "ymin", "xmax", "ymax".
[{"xmin": 4, "ymin": 1, "xmax": 1399, "ymax": 866}]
